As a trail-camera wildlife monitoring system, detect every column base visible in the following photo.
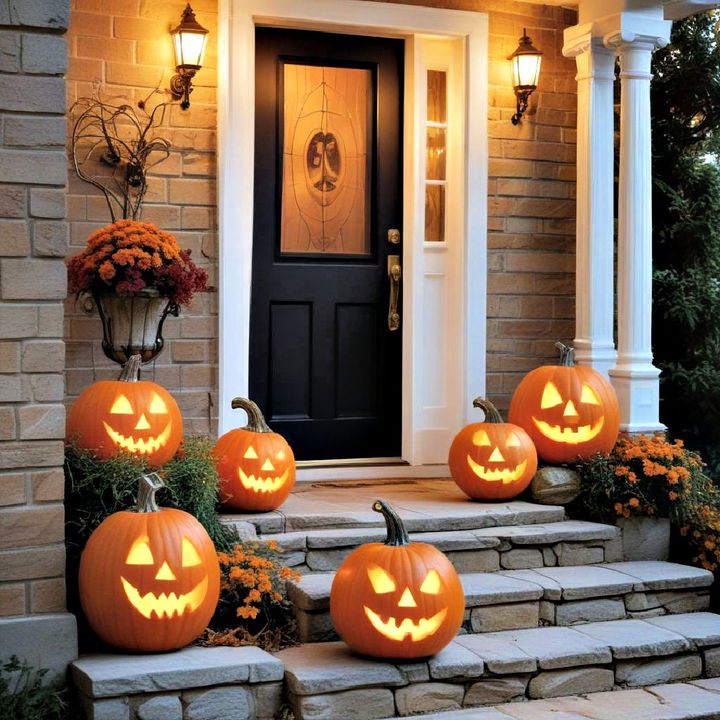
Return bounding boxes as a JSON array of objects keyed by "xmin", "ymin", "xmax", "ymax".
[
  {"xmin": 573, "ymin": 339, "xmax": 617, "ymax": 379},
  {"xmin": 608, "ymin": 364, "xmax": 666, "ymax": 433}
]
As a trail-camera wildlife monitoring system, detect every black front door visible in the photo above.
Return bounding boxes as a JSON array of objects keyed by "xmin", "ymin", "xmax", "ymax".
[{"xmin": 250, "ymin": 27, "xmax": 404, "ymax": 461}]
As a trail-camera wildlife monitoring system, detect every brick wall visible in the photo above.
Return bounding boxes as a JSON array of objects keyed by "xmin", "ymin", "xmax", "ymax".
[
  {"xmin": 64, "ymin": 0, "xmax": 576, "ymax": 423},
  {"xmin": 0, "ymin": 1, "xmax": 70, "ymax": 618}
]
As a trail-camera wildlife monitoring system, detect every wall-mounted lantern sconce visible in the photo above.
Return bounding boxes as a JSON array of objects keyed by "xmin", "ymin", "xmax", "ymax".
[
  {"xmin": 170, "ymin": 4, "xmax": 209, "ymax": 110},
  {"xmin": 508, "ymin": 29, "xmax": 542, "ymax": 125}
]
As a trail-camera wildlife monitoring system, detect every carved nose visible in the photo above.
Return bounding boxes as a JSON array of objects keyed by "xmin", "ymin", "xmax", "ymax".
[
  {"xmin": 489, "ymin": 446, "xmax": 505, "ymax": 463},
  {"xmin": 563, "ymin": 400, "xmax": 578, "ymax": 417},
  {"xmin": 261, "ymin": 458, "xmax": 275, "ymax": 472},
  {"xmin": 154, "ymin": 561, "xmax": 176, "ymax": 581},
  {"xmin": 135, "ymin": 413, "xmax": 151, "ymax": 430},
  {"xmin": 398, "ymin": 587, "xmax": 417, "ymax": 608}
]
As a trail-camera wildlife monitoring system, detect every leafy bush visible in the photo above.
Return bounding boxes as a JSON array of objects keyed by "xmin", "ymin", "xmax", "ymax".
[{"xmin": 0, "ymin": 656, "xmax": 67, "ymax": 720}]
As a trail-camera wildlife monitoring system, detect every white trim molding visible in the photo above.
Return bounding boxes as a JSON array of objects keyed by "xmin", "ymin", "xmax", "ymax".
[{"xmin": 217, "ymin": 0, "xmax": 489, "ymax": 471}]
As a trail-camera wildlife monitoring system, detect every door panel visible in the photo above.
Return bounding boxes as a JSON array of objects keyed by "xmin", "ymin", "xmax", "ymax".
[{"xmin": 251, "ymin": 27, "xmax": 403, "ymax": 461}]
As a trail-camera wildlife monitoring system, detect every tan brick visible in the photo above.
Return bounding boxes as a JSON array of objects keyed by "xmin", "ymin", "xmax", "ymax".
[
  {"xmin": 31, "ymin": 468, "xmax": 64, "ymax": 502},
  {"xmin": 0, "ymin": 504, "xmax": 64, "ymax": 549},
  {"xmin": 169, "ymin": 178, "xmax": 216, "ymax": 205},
  {"xmin": 180, "ymin": 316, "xmax": 216, "ymax": 338},
  {"xmin": 106, "ymin": 61, "xmax": 166, "ymax": 88},
  {"xmin": 170, "ymin": 103, "xmax": 216, "ymax": 129},
  {"xmin": 0, "ymin": 186, "xmax": 26, "ymax": 218},
  {"xmin": 21, "ymin": 341, "xmax": 65, "ymax": 374},
  {"xmin": 182, "ymin": 152, "xmax": 216, "ymax": 177},
  {"xmin": 21, "ymin": 34, "xmax": 67, "ymax": 74},
  {"xmin": 171, "ymin": 340, "xmax": 207, "ymax": 363},
  {"xmin": 136, "ymin": 39, "xmax": 174, "ymax": 68},
  {"xmin": 69, "ymin": 11, "xmax": 112, "ymax": 37},
  {"xmin": 505, "ymin": 252, "xmax": 575, "ymax": 273},
  {"xmin": 0, "ymin": 584, "xmax": 26, "ymax": 616},
  {"xmin": 0, "ymin": 150, "xmax": 66, "ymax": 186},
  {"xmin": 0, "ymin": 75, "xmax": 65, "ymax": 113},
  {"xmin": 37, "ymin": 304, "xmax": 64, "ymax": 337},
  {"xmin": 0, "ymin": 342, "xmax": 20, "ymax": 373},
  {"xmin": 0, "ymin": 408, "xmax": 16, "ymax": 441},
  {"xmin": 113, "ymin": 16, "xmax": 168, "ymax": 41},
  {"xmin": 0, "ymin": 376, "xmax": 27, "ymax": 402},
  {"xmin": 0, "ymin": 441, "xmax": 64, "ymax": 471},
  {"xmin": 30, "ymin": 374, "xmax": 64, "ymax": 402},
  {"xmin": 139, "ymin": 204, "xmax": 181, "ymax": 229},
  {"xmin": 18, "ymin": 405, "xmax": 65, "ymax": 441},
  {"xmin": 30, "ymin": 189, "xmax": 67, "ymax": 218},
  {"xmin": 0, "ymin": 305, "xmax": 37, "ymax": 339},
  {"xmin": 0, "ymin": 473, "xmax": 24, "ymax": 506},
  {"xmin": 30, "ymin": 577, "xmax": 65, "ymax": 612},
  {"xmin": 0, "ymin": 219, "xmax": 30, "ymax": 256},
  {"xmin": 150, "ymin": 152, "xmax": 183, "ymax": 176},
  {"xmin": 76, "ymin": 36, "xmax": 134, "ymax": 62},
  {"xmin": 0, "ymin": 259, "xmax": 67, "ymax": 300},
  {"xmin": 33, "ymin": 220, "xmax": 68, "ymax": 257},
  {"xmin": 0, "ymin": 544, "xmax": 65, "ymax": 581},
  {"xmin": 66, "ymin": 56, "xmax": 103, "ymax": 82},
  {"xmin": 0, "ymin": 30, "xmax": 20, "ymax": 72}
]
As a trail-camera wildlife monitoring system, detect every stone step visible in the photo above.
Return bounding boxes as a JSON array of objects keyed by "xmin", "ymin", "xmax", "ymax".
[
  {"xmin": 275, "ymin": 612, "xmax": 720, "ymax": 719},
  {"xmin": 380, "ymin": 678, "xmax": 720, "ymax": 719},
  {"xmin": 289, "ymin": 560, "xmax": 713, "ymax": 643},
  {"xmin": 219, "ymin": 479, "xmax": 565, "ymax": 535},
  {"xmin": 254, "ymin": 519, "xmax": 623, "ymax": 574}
]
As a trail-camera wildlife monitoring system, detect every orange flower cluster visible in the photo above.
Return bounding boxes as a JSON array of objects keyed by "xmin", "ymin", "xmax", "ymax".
[
  {"xmin": 66, "ymin": 219, "xmax": 207, "ymax": 305},
  {"xmin": 218, "ymin": 540, "xmax": 301, "ymax": 621}
]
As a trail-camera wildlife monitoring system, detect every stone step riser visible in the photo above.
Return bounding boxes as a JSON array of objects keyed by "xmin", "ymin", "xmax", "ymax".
[
  {"xmin": 295, "ymin": 587, "xmax": 710, "ymax": 644},
  {"xmin": 277, "ymin": 614, "xmax": 720, "ymax": 720}
]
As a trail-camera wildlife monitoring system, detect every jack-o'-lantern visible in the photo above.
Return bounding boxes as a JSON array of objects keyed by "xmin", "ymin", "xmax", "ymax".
[
  {"xmin": 448, "ymin": 397, "xmax": 537, "ymax": 501},
  {"xmin": 214, "ymin": 397, "xmax": 295, "ymax": 512},
  {"xmin": 508, "ymin": 342, "xmax": 620, "ymax": 464},
  {"xmin": 66, "ymin": 355, "xmax": 182, "ymax": 467},
  {"xmin": 330, "ymin": 500, "xmax": 464, "ymax": 659},
  {"xmin": 79, "ymin": 473, "xmax": 220, "ymax": 652}
]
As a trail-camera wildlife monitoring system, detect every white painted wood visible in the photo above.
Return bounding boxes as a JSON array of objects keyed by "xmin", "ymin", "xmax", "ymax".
[
  {"xmin": 217, "ymin": 0, "xmax": 488, "ymax": 476},
  {"xmin": 604, "ymin": 16, "xmax": 671, "ymax": 432},
  {"xmin": 563, "ymin": 27, "xmax": 616, "ymax": 379}
]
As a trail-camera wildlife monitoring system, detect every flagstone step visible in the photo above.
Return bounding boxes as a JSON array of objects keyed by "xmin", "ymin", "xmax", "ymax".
[
  {"xmin": 288, "ymin": 560, "xmax": 712, "ymax": 643},
  {"xmin": 220, "ymin": 479, "xmax": 565, "ymax": 535},
  {"xmin": 243, "ymin": 519, "xmax": 623, "ymax": 574},
  {"xmin": 381, "ymin": 678, "xmax": 720, "ymax": 719},
  {"xmin": 275, "ymin": 613, "xmax": 720, "ymax": 719}
]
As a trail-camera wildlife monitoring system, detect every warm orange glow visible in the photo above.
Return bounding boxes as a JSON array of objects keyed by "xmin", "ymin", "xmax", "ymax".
[
  {"xmin": 126, "ymin": 537, "xmax": 154, "ymax": 565},
  {"xmin": 135, "ymin": 413, "xmax": 151, "ymax": 430},
  {"xmin": 563, "ymin": 400, "xmax": 579, "ymax": 417},
  {"xmin": 368, "ymin": 564, "xmax": 396, "ymax": 594},
  {"xmin": 581, "ymin": 384, "xmax": 601, "ymax": 405},
  {"xmin": 182, "ymin": 537, "xmax": 202, "ymax": 567},
  {"xmin": 398, "ymin": 587, "xmax": 417, "ymax": 607},
  {"xmin": 103, "ymin": 420, "xmax": 173, "ymax": 455},
  {"xmin": 243, "ymin": 445, "xmax": 258, "ymax": 459},
  {"xmin": 532, "ymin": 416, "xmax": 605, "ymax": 444},
  {"xmin": 277, "ymin": 449, "xmax": 286, "ymax": 460},
  {"xmin": 420, "ymin": 569, "xmax": 441, "ymax": 595},
  {"xmin": 155, "ymin": 561, "xmax": 176, "ymax": 581},
  {"xmin": 149, "ymin": 393, "xmax": 168, "ymax": 413},
  {"xmin": 540, "ymin": 382, "xmax": 563, "ymax": 409},
  {"xmin": 488, "ymin": 447, "xmax": 505, "ymax": 462},
  {"xmin": 473, "ymin": 429, "xmax": 491, "ymax": 446},
  {"xmin": 467, "ymin": 456, "xmax": 528, "ymax": 483},
  {"xmin": 110, "ymin": 394, "xmax": 134, "ymax": 414},
  {"xmin": 237, "ymin": 466, "xmax": 290, "ymax": 494},
  {"xmin": 363, "ymin": 606, "xmax": 447, "ymax": 642},
  {"xmin": 506, "ymin": 433, "xmax": 521, "ymax": 447},
  {"xmin": 261, "ymin": 458, "xmax": 275, "ymax": 472},
  {"xmin": 121, "ymin": 575, "xmax": 209, "ymax": 619}
]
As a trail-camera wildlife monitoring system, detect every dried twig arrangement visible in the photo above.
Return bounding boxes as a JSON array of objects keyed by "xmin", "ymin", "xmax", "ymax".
[{"xmin": 70, "ymin": 91, "xmax": 172, "ymax": 222}]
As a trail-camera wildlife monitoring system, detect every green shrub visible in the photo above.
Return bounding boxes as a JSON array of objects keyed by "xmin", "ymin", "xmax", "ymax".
[{"xmin": 0, "ymin": 656, "xmax": 67, "ymax": 720}]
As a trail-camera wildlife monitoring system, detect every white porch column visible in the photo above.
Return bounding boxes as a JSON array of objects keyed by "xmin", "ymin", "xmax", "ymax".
[
  {"xmin": 604, "ymin": 17, "xmax": 670, "ymax": 431},
  {"xmin": 563, "ymin": 28, "xmax": 616, "ymax": 378}
]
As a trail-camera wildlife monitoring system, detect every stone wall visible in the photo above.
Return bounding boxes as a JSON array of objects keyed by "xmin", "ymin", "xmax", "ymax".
[
  {"xmin": 0, "ymin": 0, "xmax": 77, "ymax": 678},
  {"xmin": 63, "ymin": 0, "xmax": 576, "ymax": 423}
]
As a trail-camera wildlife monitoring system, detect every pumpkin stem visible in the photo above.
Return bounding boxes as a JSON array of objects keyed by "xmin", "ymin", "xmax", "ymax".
[
  {"xmin": 231, "ymin": 397, "xmax": 272, "ymax": 433},
  {"xmin": 136, "ymin": 472, "xmax": 163, "ymax": 513},
  {"xmin": 373, "ymin": 499, "xmax": 410, "ymax": 546},
  {"xmin": 555, "ymin": 342, "xmax": 575, "ymax": 367},
  {"xmin": 119, "ymin": 354, "xmax": 142, "ymax": 382},
  {"xmin": 472, "ymin": 397, "xmax": 504, "ymax": 423}
]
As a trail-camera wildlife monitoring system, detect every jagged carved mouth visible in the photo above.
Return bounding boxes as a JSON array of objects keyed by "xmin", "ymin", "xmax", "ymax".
[
  {"xmin": 532, "ymin": 416, "xmax": 604, "ymax": 444},
  {"xmin": 120, "ymin": 575, "xmax": 208, "ymax": 619},
  {"xmin": 238, "ymin": 467, "xmax": 290, "ymax": 493},
  {"xmin": 363, "ymin": 606, "xmax": 447, "ymax": 642},
  {"xmin": 103, "ymin": 421, "xmax": 172, "ymax": 455},
  {"xmin": 467, "ymin": 456, "xmax": 527, "ymax": 483}
]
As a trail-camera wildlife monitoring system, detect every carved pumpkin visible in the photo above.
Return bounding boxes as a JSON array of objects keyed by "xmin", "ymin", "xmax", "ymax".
[
  {"xmin": 330, "ymin": 500, "xmax": 464, "ymax": 659},
  {"xmin": 66, "ymin": 355, "xmax": 182, "ymax": 467},
  {"xmin": 79, "ymin": 473, "xmax": 220, "ymax": 652},
  {"xmin": 508, "ymin": 342, "xmax": 620, "ymax": 464},
  {"xmin": 448, "ymin": 397, "xmax": 537, "ymax": 501},
  {"xmin": 214, "ymin": 398, "xmax": 296, "ymax": 512}
]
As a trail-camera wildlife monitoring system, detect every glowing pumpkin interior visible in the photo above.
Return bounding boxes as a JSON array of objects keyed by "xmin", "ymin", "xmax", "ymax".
[
  {"xmin": 532, "ymin": 380, "xmax": 604, "ymax": 445},
  {"xmin": 104, "ymin": 390, "xmax": 174, "ymax": 456},
  {"xmin": 238, "ymin": 444, "xmax": 291, "ymax": 493},
  {"xmin": 467, "ymin": 427, "xmax": 528, "ymax": 483}
]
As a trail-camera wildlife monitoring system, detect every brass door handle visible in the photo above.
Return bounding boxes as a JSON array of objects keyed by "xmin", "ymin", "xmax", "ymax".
[{"xmin": 388, "ymin": 254, "xmax": 401, "ymax": 331}]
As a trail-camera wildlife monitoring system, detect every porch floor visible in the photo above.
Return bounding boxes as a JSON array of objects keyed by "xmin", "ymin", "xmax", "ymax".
[{"xmin": 219, "ymin": 478, "xmax": 565, "ymax": 534}]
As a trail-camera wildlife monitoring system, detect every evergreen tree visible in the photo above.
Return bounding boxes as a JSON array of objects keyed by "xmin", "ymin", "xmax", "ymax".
[{"xmin": 651, "ymin": 12, "xmax": 720, "ymax": 475}]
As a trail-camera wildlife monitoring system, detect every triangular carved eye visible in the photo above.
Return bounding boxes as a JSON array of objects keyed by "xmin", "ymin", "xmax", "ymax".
[
  {"xmin": 244, "ymin": 446, "xmax": 258, "ymax": 459},
  {"xmin": 182, "ymin": 537, "xmax": 202, "ymax": 567},
  {"xmin": 541, "ymin": 382, "xmax": 563, "ymax": 409},
  {"xmin": 149, "ymin": 393, "xmax": 168, "ymax": 414},
  {"xmin": 420, "ymin": 569, "xmax": 441, "ymax": 595},
  {"xmin": 506, "ymin": 433, "xmax": 521, "ymax": 447},
  {"xmin": 368, "ymin": 564, "xmax": 396, "ymax": 593},
  {"xmin": 581, "ymin": 384, "xmax": 601, "ymax": 405},
  {"xmin": 111, "ymin": 394, "xmax": 134, "ymax": 414},
  {"xmin": 126, "ymin": 537, "xmax": 154, "ymax": 565},
  {"xmin": 473, "ymin": 430, "xmax": 491, "ymax": 446}
]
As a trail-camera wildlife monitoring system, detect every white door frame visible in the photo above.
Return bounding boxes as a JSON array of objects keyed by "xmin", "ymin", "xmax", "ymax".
[{"xmin": 217, "ymin": 0, "xmax": 488, "ymax": 477}]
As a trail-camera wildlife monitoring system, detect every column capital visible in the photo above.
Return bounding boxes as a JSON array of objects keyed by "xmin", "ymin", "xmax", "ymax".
[
  {"xmin": 563, "ymin": 23, "xmax": 614, "ymax": 59},
  {"xmin": 596, "ymin": 11, "xmax": 671, "ymax": 52}
]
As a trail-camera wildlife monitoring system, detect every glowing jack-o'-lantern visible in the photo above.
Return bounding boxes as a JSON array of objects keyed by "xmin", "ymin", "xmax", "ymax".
[
  {"xmin": 214, "ymin": 397, "xmax": 296, "ymax": 512},
  {"xmin": 66, "ymin": 355, "xmax": 182, "ymax": 467},
  {"xmin": 448, "ymin": 397, "xmax": 537, "ymax": 501},
  {"xmin": 330, "ymin": 500, "xmax": 464, "ymax": 659},
  {"xmin": 509, "ymin": 342, "xmax": 620, "ymax": 464},
  {"xmin": 79, "ymin": 473, "xmax": 220, "ymax": 652}
]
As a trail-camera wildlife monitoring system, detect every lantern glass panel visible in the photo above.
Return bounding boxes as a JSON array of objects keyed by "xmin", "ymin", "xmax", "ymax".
[
  {"xmin": 513, "ymin": 53, "xmax": 541, "ymax": 88},
  {"xmin": 174, "ymin": 30, "xmax": 207, "ymax": 69}
]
